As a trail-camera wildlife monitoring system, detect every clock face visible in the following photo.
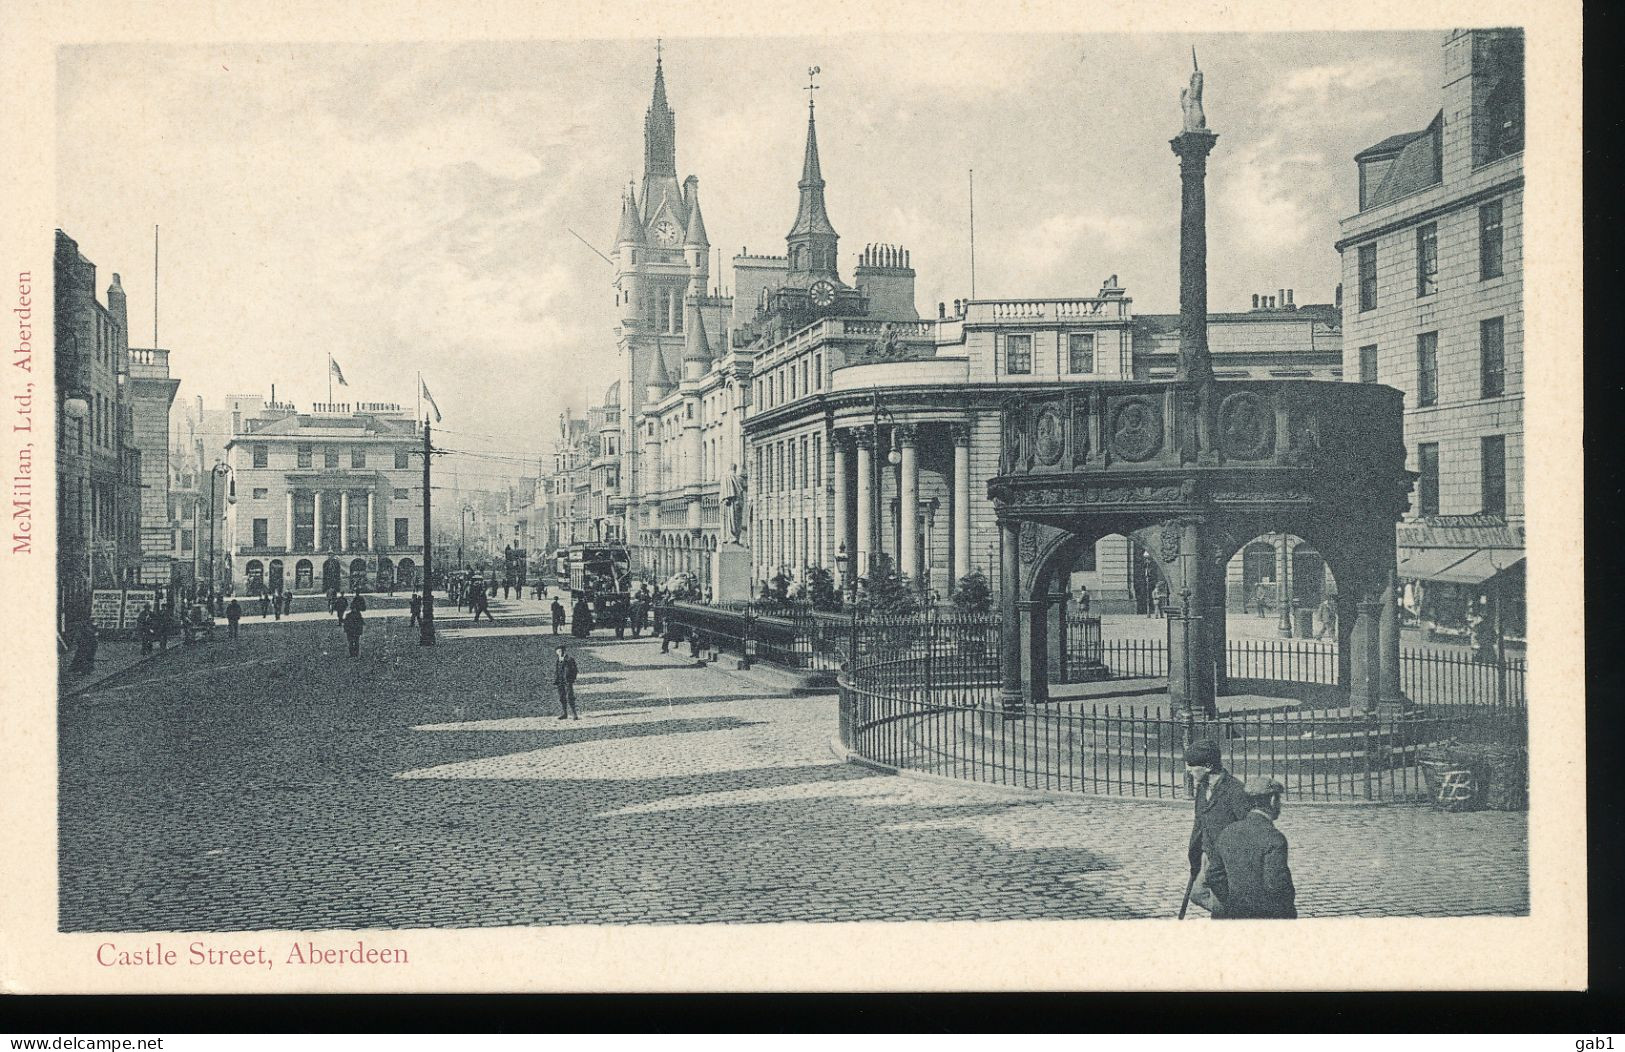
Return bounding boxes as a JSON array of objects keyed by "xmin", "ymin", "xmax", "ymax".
[
  {"xmin": 654, "ymin": 220, "xmax": 680, "ymax": 247},
  {"xmin": 810, "ymin": 280, "xmax": 835, "ymax": 308}
]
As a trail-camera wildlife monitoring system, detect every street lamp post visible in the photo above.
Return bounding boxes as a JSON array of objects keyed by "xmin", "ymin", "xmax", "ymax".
[
  {"xmin": 460, "ymin": 504, "xmax": 473, "ymax": 571},
  {"xmin": 208, "ymin": 462, "xmax": 230, "ymax": 614},
  {"xmin": 869, "ymin": 386, "xmax": 902, "ymax": 573}
]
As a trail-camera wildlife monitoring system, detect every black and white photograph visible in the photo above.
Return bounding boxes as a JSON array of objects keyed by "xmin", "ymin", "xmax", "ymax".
[{"xmin": 0, "ymin": 0, "xmax": 1585, "ymax": 994}]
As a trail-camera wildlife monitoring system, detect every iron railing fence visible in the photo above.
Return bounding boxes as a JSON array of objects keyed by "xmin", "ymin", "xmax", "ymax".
[
  {"xmin": 838, "ymin": 685, "xmax": 1527, "ymax": 803},
  {"xmin": 1059, "ymin": 616, "xmax": 1105, "ymax": 682}
]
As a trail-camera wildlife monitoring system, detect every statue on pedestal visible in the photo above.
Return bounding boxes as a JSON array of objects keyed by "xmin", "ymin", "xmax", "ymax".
[
  {"xmin": 1181, "ymin": 47, "xmax": 1207, "ymax": 133},
  {"xmin": 722, "ymin": 464, "xmax": 747, "ymax": 544}
]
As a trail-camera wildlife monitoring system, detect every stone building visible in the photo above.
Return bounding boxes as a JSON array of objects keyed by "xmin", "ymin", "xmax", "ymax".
[
  {"xmin": 127, "ymin": 346, "xmax": 180, "ymax": 586},
  {"xmin": 54, "ymin": 231, "xmax": 144, "ymax": 626},
  {"xmin": 222, "ymin": 399, "xmax": 425, "ymax": 594},
  {"xmin": 1336, "ymin": 27, "xmax": 1524, "ymax": 641}
]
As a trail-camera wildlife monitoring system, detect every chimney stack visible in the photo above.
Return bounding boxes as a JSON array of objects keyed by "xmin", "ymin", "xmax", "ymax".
[
  {"xmin": 1286, "ymin": 288, "xmax": 1294, "ymax": 306},
  {"xmin": 1335, "ymin": 283, "xmax": 1343, "ymax": 308},
  {"xmin": 1252, "ymin": 293, "xmax": 1260, "ymax": 309},
  {"xmin": 938, "ymin": 302, "xmax": 946, "ymax": 319}
]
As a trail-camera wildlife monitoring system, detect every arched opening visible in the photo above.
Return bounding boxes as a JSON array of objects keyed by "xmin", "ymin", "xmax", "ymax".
[
  {"xmin": 244, "ymin": 559, "xmax": 264, "ymax": 595},
  {"xmin": 321, "ymin": 557, "xmax": 341, "ymax": 593},
  {"xmin": 396, "ymin": 557, "xmax": 416, "ymax": 588},
  {"xmin": 268, "ymin": 559, "xmax": 285, "ymax": 593},
  {"xmin": 295, "ymin": 559, "xmax": 314, "ymax": 590},
  {"xmin": 349, "ymin": 558, "xmax": 369, "ymax": 592},
  {"xmin": 377, "ymin": 557, "xmax": 395, "ymax": 591}
]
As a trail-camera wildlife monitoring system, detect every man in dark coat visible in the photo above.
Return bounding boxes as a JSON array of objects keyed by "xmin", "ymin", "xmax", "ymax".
[
  {"xmin": 225, "ymin": 597, "xmax": 242, "ymax": 639},
  {"xmin": 553, "ymin": 645, "xmax": 579, "ymax": 720},
  {"xmin": 351, "ymin": 591, "xmax": 368, "ymax": 615},
  {"xmin": 135, "ymin": 607, "xmax": 155, "ymax": 655},
  {"xmin": 550, "ymin": 598, "xmax": 566, "ymax": 635},
  {"xmin": 571, "ymin": 597, "xmax": 592, "ymax": 638},
  {"xmin": 1184, "ymin": 739, "xmax": 1252, "ymax": 916},
  {"xmin": 1208, "ymin": 777, "xmax": 1298, "ymax": 920},
  {"xmin": 334, "ymin": 592, "xmax": 349, "ymax": 623},
  {"xmin": 409, "ymin": 593, "xmax": 422, "ymax": 626},
  {"xmin": 473, "ymin": 586, "xmax": 495, "ymax": 624},
  {"xmin": 342, "ymin": 605, "xmax": 364, "ymax": 657}
]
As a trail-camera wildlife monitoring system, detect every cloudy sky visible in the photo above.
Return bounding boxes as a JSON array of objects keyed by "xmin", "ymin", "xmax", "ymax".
[{"xmin": 58, "ymin": 31, "xmax": 1443, "ymax": 484}]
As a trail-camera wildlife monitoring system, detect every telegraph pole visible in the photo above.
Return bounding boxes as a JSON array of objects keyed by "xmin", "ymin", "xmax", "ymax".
[{"xmin": 419, "ymin": 418, "xmax": 435, "ymax": 645}]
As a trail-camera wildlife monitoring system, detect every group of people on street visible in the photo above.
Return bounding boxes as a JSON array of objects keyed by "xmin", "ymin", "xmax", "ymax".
[
  {"xmin": 1182, "ymin": 740, "xmax": 1297, "ymax": 920},
  {"xmin": 254, "ymin": 588, "xmax": 294, "ymax": 619}
]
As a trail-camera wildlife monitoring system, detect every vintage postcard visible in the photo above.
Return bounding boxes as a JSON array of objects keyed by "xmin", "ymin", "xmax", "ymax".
[{"xmin": 0, "ymin": 0, "xmax": 1585, "ymax": 993}]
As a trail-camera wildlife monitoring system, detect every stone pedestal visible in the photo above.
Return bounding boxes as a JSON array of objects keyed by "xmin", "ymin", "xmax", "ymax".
[{"xmin": 713, "ymin": 541, "xmax": 752, "ymax": 602}]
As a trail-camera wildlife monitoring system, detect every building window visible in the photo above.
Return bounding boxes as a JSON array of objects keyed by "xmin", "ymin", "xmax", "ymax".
[
  {"xmin": 1481, "ymin": 435, "xmax": 1507, "ymax": 516},
  {"xmin": 180, "ymin": 529, "xmax": 193, "ymax": 553},
  {"xmin": 252, "ymin": 518, "xmax": 269, "ymax": 547},
  {"xmin": 1415, "ymin": 223, "xmax": 1438, "ymax": 297},
  {"xmin": 252, "ymin": 444, "xmax": 268, "ymax": 468},
  {"xmin": 1359, "ymin": 344, "xmax": 1378, "ymax": 384},
  {"xmin": 812, "ymin": 433, "xmax": 822, "ymax": 488},
  {"xmin": 1416, "ymin": 332, "xmax": 1438, "ymax": 407},
  {"xmin": 1479, "ymin": 200, "xmax": 1504, "ymax": 279},
  {"xmin": 395, "ymin": 518, "xmax": 410, "ymax": 546},
  {"xmin": 344, "ymin": 448, "xmax": 361, "ymax": 469},
  {"xmin": 393, "ymin": 488, "xmax": 409, "ymax": 500},
  {"xmin": 1480, "ymin": 317, "xmax": 1506, "ymax": 398},
  {"xmin": 252, "ymin": 487, "xmax": 269, "ymax": 500},
  {"xmin": 324, "ymin": 448, "xmax": 339, "ymax": 469},
  {"xmin": 1068, "ymin": 333, "xmax": 1096, "ymax": 374},
  {"xmin": 814, "ymin": 353, "xmax": 822, "ymax": 388},
  {"xmin": 1417, "ymin": 443, "xmax": 1440, "ymax": 516},
  {"xmin": 395, "ymin": 449, "xmax": 410, "ymax": 469},
  {"xmin": 297, "ymin": 444, "xmax": 312, "ymax": 468},
  {"xmin": 1358, "ymin": 243, "xmax": 1378, "ymax": 311},
  {"xmin": 1005, "ymin": 333, "xmax": 1033, "ymax": 375}
]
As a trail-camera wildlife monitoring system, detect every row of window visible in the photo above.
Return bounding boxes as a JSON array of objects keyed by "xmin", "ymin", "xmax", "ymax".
[
  {"xmin": 1004, "ymin": 332, "xmax": 1096, "ymax": 376},
  {"xmin": 1414, "ymin": 435, "xmax": 1508, "ymax": 518},
  {"xmin": 248, "ymin": 486, "xmax": 414, "ymax": 501},
  {"xmin": 755, "ymin": 432, "xmax": 824, "ymax": 495},
  {"xmin": 755, "ymin": 352, "xmax": 824, "ymax": 411},
  {"xmin": 1357, "ymin": 316, "xmax": 1507, "ymax": 403},
  {"xmin": 753, "ymin": 515, "xmax": 826, "ymax": 579},
  {"xmin": 246, "ymin": 444, "xmax": 414, "ymax": 470},
  {"xmin": 1357, "ymin": 199, "xmax": 1506, "ymax": 312},
  {"xmin": 248, "ymin": 517, "xmax": 414, "ymax": 548}
]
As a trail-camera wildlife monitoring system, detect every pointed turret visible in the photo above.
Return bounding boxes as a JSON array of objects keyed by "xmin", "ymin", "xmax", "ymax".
[
  {"xmin": 644, "ymin": 344, "xmax": 674, "ymax": 401},
  {"xmin": 683, "ymin": 177, "xmax": 709, "ymax": 249},
  {"xmin": 786, "ymin": 90, "xmax": 839, "ymax": 283},
  {"xmin": 682, "ymin": 304, "xmax": 713, "ymax": 381},
  {"xmin": 615, "ymin": 183, "xmax": 645, "ymax": 246}
]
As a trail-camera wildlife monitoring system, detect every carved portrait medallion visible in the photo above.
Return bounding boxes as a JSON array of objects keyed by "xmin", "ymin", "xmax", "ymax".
[
  {"xmin": 1109, "ymin": 398, "xmax": 1162, "ymax": 461},
  {"xmin": 1218, "ymin": 391, "xmax": 1275, "ymax": 460},
  {"xmin": 1034, "ymin": 405, "xmax": 1065, "ymax": 466}
]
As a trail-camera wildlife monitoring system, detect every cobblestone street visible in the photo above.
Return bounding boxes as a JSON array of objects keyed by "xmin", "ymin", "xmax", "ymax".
[{"xmin": 58, "ymin": 595, "xmax": 1528, "ymax": 931}]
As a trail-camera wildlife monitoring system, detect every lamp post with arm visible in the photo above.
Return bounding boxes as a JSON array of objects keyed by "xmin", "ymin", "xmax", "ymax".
[{"xmin": 208, "ymin": 461, "xmax": 230, "ymax": 614}]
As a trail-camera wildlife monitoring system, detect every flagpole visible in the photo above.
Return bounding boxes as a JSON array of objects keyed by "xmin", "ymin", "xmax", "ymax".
[
  {"xmin": 417, "ymin": 371, "xmax": 422, "ymax": 424},
  {"xmin": 327, "ymin": 353, "xmax": 332, "ymax": 404}
]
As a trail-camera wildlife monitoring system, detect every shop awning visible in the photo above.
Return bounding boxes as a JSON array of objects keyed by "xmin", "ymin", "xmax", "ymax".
[
  {"xmin": 1397, "ymin": 548, "xmax": 1523, "ymax": 585},
  {"xmin": 1427, "ymin": 550, "xmax": 1524, "ymax": 586}
]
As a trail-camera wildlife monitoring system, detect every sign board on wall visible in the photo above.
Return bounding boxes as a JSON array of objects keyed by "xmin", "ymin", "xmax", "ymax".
[{"xmin": 89, "ymin": 590, "xmax": 126, "ymax": 629}]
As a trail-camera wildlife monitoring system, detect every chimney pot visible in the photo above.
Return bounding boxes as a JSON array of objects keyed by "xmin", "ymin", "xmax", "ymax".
[
  {"xmin": 1286, "ymin": 288, "xmax": 1294, "ymax": 306},
  {"xmin": 1252, "ymin": 294, "xmax": 1260, "ymax": 309},
  {"xmin": 938, "ymin": 302, "xmax": 946, "ymax": 319}
]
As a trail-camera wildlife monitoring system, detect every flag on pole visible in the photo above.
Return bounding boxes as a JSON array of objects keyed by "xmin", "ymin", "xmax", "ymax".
[
  {"xmin": 329, "ymin": 356, "xmax": 349, "ymax": 387},
  {"xmin": 420, "ymin": 378, "xmax": 443, "ymax": 422}
]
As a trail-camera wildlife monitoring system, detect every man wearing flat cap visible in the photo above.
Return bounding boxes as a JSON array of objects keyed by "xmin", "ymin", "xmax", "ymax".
[
  {"xmin": 1208, "ymin": 777, "xmax": 1298, "ymax": 919},
  {"xmin": 1183, "ymin": 739, "xmax": 1252, "ymax": 915}
]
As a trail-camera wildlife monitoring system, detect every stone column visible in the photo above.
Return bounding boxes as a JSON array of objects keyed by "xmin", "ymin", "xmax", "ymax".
[
  {"xmin": 952, "ymin": 425, "xmax": 971, "ymax": 586},
  {"xmin": 365, "ymin": 491, "xmax": 374, "ymax": 551},
  {"xmin": 1335, "ymin": 592, "xmax": 1356, "ymax": 689},
  {"xmin": 339, "ymin": 492, "xmax": 350, "ymax": 553},
  {"xmin": 1019, "ymin": 595, "xmax": 1048, "ymax": 709},
  {"xmin": 1276, "ymin": 534, "xmax": 1293, "ymax": 637},
  {"xmin": 854, "ymin": 429, "xmax": 873, "ymax": 576},
  {"xmin": 1170, "ymin": 129, "xmax": 1219, "ymax": 384},
  {"xmin": 285, "ymin": 491, "xmax": 294, "ymax": 550},
  {"xmin": 999, "ymin": 517, "xmax": 1023, "ymax": 718},
  {"xmin": 1350, "ymin": 595, "xmax": 1383, "ymax": 713},
  {"xmin": 831, "ymin": 432, "xmax": 849, "ymax": 589},
  {"xmin": 1207, "ymin": 553, "xmax": 1229, "ymax": 695},
  {"xmin": 1046, "ymin": 582, "xmax": 1069, "ymax": 684},
  {"xmin": 1378, "ymin": 563, "xmax": 1408, "ymax": 713},
  {"xmin": 313, "ymin": 491, "xmax": 323, "ymax": 552},
  {"xmin": 898, "ymin": 426, "xmax": 920, "ymax": 581},
  {"xmin": 1166, "ymin": 518, "xmax": 1216, "ymax": 720}
]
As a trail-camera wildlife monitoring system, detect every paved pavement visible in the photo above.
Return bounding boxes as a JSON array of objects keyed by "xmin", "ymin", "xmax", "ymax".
[{"xmin": 58, "ymin": 596, "xmax": 1527, "ymax": 931}]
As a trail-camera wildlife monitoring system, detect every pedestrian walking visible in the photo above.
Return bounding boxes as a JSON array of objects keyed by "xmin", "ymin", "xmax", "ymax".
[
  {"xmin": 1153, "ymin": 581, "xmax": 1169, "ymax": 618},
  {"xmin": 351, "ymin": 591, "xmax": 367, "ymax": 615},
  {"xmin": 342, "ymin": 605, "xmax": 364, "ymax": 657},
  {"xmin": 334, "ymin": 592, "xmax": 349, "ymax": 623},
  {"xmin": 571, "ymin": 597, "xmax": 592, "ymax": 638},
  {"xmin": 1207, "ymin": 777, "xmax": 1297, "ymax": 919},
  {"xmin": 68, "ymin": 620, "xmax": 99, "ymax": 675},
  {"xmin": 1252, "ymin": 582, "xmax": 1271, "ymax": 618},
  {"xmin": 477, "ymin": 587, "xmax": 496, "ymax": 623},
  {"xmin": 1181, "ymin": 740, "xmax": 1253, "ymax": 917},
  {"xmin": 259, "ymin": 591, "xmax": 271, "ymax": 618},
  {"xmin": 409, "ymin": 593, "xmax": 423, "ymax": 626},
  {"xmin": 1077, "ymin": 584, "xmax": 1091, "ymax": 616},
  {"xmin": 226, "ymin": 597, "xmax": 242, "ymax": 639},
  {"xmin": 553, "ymin": 645, "xmax": 579, "ymax": 720},
  {"xmin": 327, "ymin": 586, "xmax": 338, "ymax": 614},
  {"xmin": 135, "ymin": 607, "xmax": 155, "ymax": 655},
  {"xmin": 1315, "ymin": 594, "xmax": 1337, "ymax": 640},
  {"xmin": 550, "ymin": 598, "xmax": 566, "ymax": 635},
  {"xmin": 155, "ymin": 604, "xmax": 173, "ymax": 652},
  {"xmin": 502, "ymin": 580, "xmax": 511, "ymax": 600}
]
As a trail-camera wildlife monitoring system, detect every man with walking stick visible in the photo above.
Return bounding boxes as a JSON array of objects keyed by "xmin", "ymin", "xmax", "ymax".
[{"xmin": 1178, "ymin": 739, "xmax": 1251, "ymax": 918}]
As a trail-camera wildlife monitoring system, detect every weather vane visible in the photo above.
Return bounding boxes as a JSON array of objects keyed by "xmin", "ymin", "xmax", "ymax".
[{"xmin": 806, "ymin": 65, "xmax": 821, "ymax": 107}]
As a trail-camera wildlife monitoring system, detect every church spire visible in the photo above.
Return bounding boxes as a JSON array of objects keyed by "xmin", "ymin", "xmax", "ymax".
[
  {"xmin": 644, "ymin": 43, "xmax": 676, "ymax": 178},
  {"xmin": 786, "ymin": 66, "xmax": 838, "ymax": 281}
]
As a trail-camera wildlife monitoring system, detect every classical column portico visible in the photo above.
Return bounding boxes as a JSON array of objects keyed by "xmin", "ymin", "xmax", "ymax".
[
  {"xmin": 952, "ymin": 425, "xmax": 971, "ymax": 586},
  {"xmin": 313, "ymin": 491, "xmax": 324, "ymax": 552},
  {"xmin": 999, "ymin": 517, "xmax": 1023, "ymax": 718},
  {"xmin": 898, "ymin": 426, "xmax": 919, "ymax": 581},
  {"xmin": 831, "ymin": 434, "xmax": 850, "ymax": 589},
  {"xmin": 339, "ymin": 492, "xmax": 350, "ymax": 552},
  {"xmin": 854, "ymin": 429, "xmax": 874, "ymax": 576},
  {"xmin": 285, "ymin": 492, "xmax": 294, "ymax": 549}
]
